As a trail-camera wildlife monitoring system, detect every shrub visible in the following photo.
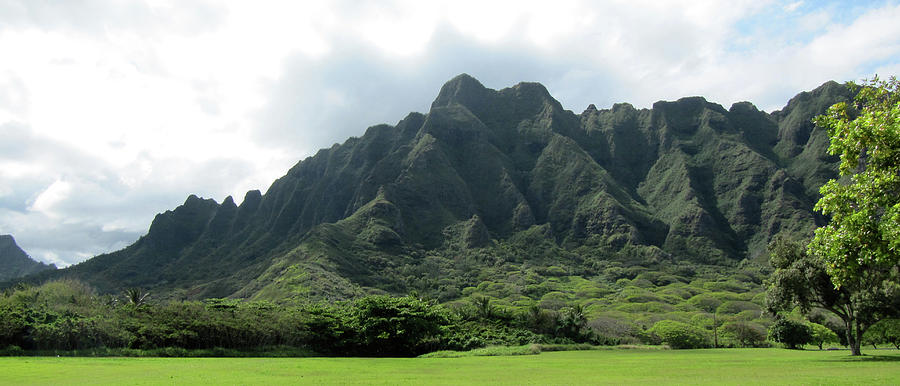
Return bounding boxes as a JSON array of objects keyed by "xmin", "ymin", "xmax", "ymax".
[
  {"xmin": 686, "ymin": 294, "xmax": 723, "ymax": 313},
  {"xmin": 720, "ymin": 321, "xmax": 767, "ymax": 348},
  {"xmin": 769, "ymin": 318, "xmax": 811, "ymax": 349},
  {"xmin": 862, "ymin": 319, "xmax": 900, "ymax": 349},
  {"xmin": 0, "ymin": 345, "xmax": 24, "ymax": 356},
  {"xmin": 716, "ymin": 301, "xmax": 761, "ymax": 315},
  {"xmin": 808, "ymin": 322, "xmax": 839, "ymax": 350},
  {"xmin": 0, "ymin": 304, "xmax": 31, "ymax": 349},
  {"xmin": 647, "ymin": 320, "xmax": 710, "ymax": 349},
  {"xmin": 419, "ymin": 344, "xmax": 542, "ymax": 358},
  {"xmin": 588, "ymin": 316, "xmax": 642, "ymax": 344}
]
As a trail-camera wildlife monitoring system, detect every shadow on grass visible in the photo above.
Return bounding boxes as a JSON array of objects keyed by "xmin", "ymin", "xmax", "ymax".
[{"xmin": 824, "ymin": 354, "xmax": 900, "ymax": 362}]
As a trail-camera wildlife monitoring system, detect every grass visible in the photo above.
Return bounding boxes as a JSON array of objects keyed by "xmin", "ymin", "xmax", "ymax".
[
  {"xmin": 1, "ymin": 348, "xmax": 898, "ymax": 385},
  {"xmin": 418, "ymin": 343, "xmax": 655, "ymax": 358},
  {"xmin": 0, "ymin": 346, "xmax": 317, "ymax": 358},
  {"xmin": 418, "ymin": 344, "xmax": 543, "ymax": 358}
]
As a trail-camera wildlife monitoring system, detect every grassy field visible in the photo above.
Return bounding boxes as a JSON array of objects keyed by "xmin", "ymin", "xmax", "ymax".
[{"xmin": 1, "ymin": 348, "xmax": 898, "ymax": 385}]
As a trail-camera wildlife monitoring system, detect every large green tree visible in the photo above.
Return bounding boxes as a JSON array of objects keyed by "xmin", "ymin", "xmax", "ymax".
[
  {"xmin": 809, "ymin": 76, "xmax": 900, "ymax": 286},
  {"xmin": 766, "ymin": 238, "xmax": 875, "ymax": 354},
  {"xmin": 790, "ymin": 76, "xmax": 900, "ymax": 355}
]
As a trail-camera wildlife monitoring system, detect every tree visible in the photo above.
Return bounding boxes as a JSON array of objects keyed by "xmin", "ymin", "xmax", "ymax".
[
  {"xmin": 345, "ymin": 295, "xmax": 451, "ymax": 356},
  {"xmin": 808, "ymin": 322, "xmax": 839, "ymax": 350},
  {"xmin": 520, "ymin": 305, "xmax": 554, "ymax": 334},
  {"xmin": 810, "ymin": 76, "xmax": 900, "ymax": 285},
  {"xmin": 766, "ymin": 237, "xmax": 891, "ymax": 355},
  {"xmin": 863, "ymin": 319, "xmax": 900, "ymax": 349},
  {"xmin": 804, "ymin": 76, "xmax": 900, "ymax": 355},
  {"xmin": 471, "ymin": 296, "xmax": 495, "ymax": 320},
  {"xmin": 123, "ymin": 288, "xmax": 150, "ymax": 306},
  {"xmin": 769, "ymin": 318, "xmax": 811, "ymax": 350},
  {"xmin": 557, "ymin": 304, "xmax": 588, "ymax": 340}
]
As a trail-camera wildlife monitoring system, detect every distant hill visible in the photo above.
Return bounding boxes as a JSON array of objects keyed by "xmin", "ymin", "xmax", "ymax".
[
  {"xmin": 14, "ymin": 75, "xmax": 852, "ymax": 301},
  {"xmin": 0, "ymin": 235, "xmax": 56, "ymax": 282}
]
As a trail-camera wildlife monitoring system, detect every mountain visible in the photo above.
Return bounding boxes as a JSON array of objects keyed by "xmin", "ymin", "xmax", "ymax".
[
  {"xmin": 0, "ymin": 235, "xmax": 56, "ymax": 282},
  {"xmin": 13, "ymin": 75, "xmax": 853, "ymax": 301}
]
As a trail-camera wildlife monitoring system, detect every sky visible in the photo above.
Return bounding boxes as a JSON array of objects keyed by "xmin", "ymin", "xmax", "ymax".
[{"xmin": 1, "ymin": 0, "xmax": 899, "ymax": 267}]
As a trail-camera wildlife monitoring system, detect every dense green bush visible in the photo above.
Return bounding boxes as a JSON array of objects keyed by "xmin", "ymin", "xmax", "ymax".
[
  {"xmin": 647, "ymin": 320, "xmax": 710, "ymax": 349},
  {"xmin": 769, "ymin": 318, "xmax": 812, "ymax": 349},
  {"xmin": 0, "ymin": 304, "xmax": 31, "ymax": 348},
  {"xmin": 808, "ymin": 322, "xmax": 839, "ymax": 350},
  {"xmin": 863, "ymin": 319, "xmax": 900, "ymax": 349},
  {"xmin": 344, "ymin": 295, "xmax": 452, "ymax": 356},
  {"xmin": 720, "ymin": 321, "xmax": 767, "ymax": 348}
]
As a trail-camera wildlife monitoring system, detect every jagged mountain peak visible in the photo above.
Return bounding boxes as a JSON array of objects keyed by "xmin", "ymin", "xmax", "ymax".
[
  {"xmin": 10, "ymin": 75, "xmax": 853, "ymax": 301},
  {"xmin": 507, "ymin": 80, "xmax": 553, "ymax": 99},
  {"xmin": 652, "ymin": 95, "xmax": 726, "ymax": 116},
  {"xmin": 776, "ymin": 80, "xmax": 845, "ymax": 115},
  {"xmin": 432, "ymin": 74, "xmax": 564, "ymax": 122},
  {"xmin": 222, "ymin": 195, "xmax": 236, "ymax": 206},
  {"xmin": 431, "ymin": 73, "xmax": 489, "ymax": 110}
]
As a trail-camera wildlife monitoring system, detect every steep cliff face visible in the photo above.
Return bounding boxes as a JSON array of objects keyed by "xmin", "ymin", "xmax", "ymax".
[
  {"xmin": 18, "ymin": 74, "xmax": 852, "ymax": 299},
  {"xmin": 0, "ymin": 235, "xmax": 55, "ymax": 281}
]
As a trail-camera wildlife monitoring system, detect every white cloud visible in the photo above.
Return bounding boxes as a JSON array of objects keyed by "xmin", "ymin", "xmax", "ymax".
[
  {"xmin": 29, "ymin": 179, "xmax": 72, "ymax": 219},
  {"xmin": 0, "ymin": 0, "xmax": 898, "ymax": 266},
  {"xmin": 784, "ymin": 1, "xmax": 804, "ymax": 12}
]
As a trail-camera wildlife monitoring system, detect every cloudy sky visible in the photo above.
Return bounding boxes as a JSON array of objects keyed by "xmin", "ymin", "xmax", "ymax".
[{"xmin": 2, "ymin": 0, "xmax": 899, "ymax": 267}]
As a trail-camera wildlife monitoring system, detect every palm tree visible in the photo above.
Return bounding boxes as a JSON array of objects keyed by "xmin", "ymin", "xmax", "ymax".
[
  {"xmin": 123, "ymin": 287, "xmax": 150, "ymax": 306},
  {"xmin": 471, "ymin": 296, "xmax": 494, "ymax": 320},
  {"xmin": 559, "ymin": 304, "xmax": 587, "ymax": 339},
  {"xmin": 527, "ymin": 305, "xmax": 551, "ymax": 333}
]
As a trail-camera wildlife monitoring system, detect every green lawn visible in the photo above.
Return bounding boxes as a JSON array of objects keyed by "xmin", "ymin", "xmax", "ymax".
[{"xmin": 1, "ymin": 348, "xmax": 898, "ymax": 385}]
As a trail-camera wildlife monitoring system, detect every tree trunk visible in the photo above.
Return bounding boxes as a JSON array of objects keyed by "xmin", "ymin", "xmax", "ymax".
[
  {"xmin": 852, "ymin": 322, "xmax": 864, "ymax": 356},
  {"xmin": 845, "ymin": 319, "xmax": 863, "ymax": 356},
  {"xmin": 850, "ymin": 340, "xmax": 862, "ymax": 356},
  {"xmin": 713, "ymin": 313, "xmax": 718, "ymax": 348}
]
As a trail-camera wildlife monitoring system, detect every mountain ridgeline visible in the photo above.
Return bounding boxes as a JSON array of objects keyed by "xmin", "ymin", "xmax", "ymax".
[
  {"xmin": 20, "ymin": 75, "xmax": 852, "ymax": 300},
  {"xmin": 0, "ymin": 235, "xmax": 56, "ymax": 282}
]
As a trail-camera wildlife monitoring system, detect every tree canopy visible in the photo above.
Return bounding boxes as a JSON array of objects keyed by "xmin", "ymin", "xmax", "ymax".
[
  {"xmin": 809, "ymin": 76, "xmax": 900, "ymax": 287},
  {"xmin": 768, "ymin": 318, "xmax": 812, "ymax": 350},
  {"xmin": 765, "ymin": 238, "xmax": 873, "ymax": 354},
  {"xmin": 769, "ymin": 77, "xmax": 900, "ymax": 356}
]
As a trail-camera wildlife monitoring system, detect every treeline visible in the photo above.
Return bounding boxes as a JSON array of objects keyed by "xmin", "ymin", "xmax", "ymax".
[
  {"xmin": 5, "ymin": 280, "xmax": 890, "ymax": 356},
  {"xmin": 0, "ymin": 280, "xmax": 612, "ymax": 357}
]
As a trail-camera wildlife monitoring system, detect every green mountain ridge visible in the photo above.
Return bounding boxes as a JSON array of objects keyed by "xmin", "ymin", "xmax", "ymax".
[
  {"xmin": 12, "ymin": 75, "xmax": 853, "ymax": 302},
  {"xmin": 0, "ymin": 234, "xmax": 56, "ymax": 282}
]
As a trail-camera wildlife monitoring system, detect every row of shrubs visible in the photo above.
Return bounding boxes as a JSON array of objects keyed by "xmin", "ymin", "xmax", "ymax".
[
  {"xmin": 0, "ymin": 280, "xmax": 611, "ymax": 356},
  {"xmin": 5, "ymin": 280, "xmax": 891, "ymax": 355},
  {"xmin": 646, "ymin": 317, "xmax": 900, "ymax": 350}
]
